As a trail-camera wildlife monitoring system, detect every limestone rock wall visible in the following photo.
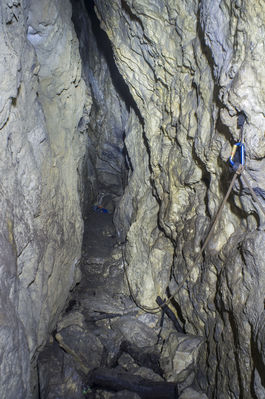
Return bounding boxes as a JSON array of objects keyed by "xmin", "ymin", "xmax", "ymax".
[
  {"xmin": 0, "ymin": 0, "xmax": 87, "ymax": 397},
  {"xmin": 94, "ymin": 1, "xmax": 265, "ymax": 397}
]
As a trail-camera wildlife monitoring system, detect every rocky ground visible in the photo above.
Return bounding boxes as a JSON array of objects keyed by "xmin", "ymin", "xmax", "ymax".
[{"xmin": 38, "ymin": 210, "xmax": 208, "ymax": 399}]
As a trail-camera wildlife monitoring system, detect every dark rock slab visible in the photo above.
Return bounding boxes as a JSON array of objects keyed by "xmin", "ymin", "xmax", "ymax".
[
  {"xmin": 55, "ymin": 325, "xmax": 103, "ymax": 374},
  {"xmin": 88, "ymin": 367, "xmax": 178, "ymax": 399},
  {"xmin": 120, "ymin": 340, "xmax": 162, "ymax": 375},
  {"xmin": 111, "ymin": 316, "xmax": 158, "ymax": 347},
  {"xmin": 38, "ymin": 340, "xmax": 84, "ymax": 399},
  {"xmin": 110, "ymin": 390, "xmax": 141, "ymax": 399}
]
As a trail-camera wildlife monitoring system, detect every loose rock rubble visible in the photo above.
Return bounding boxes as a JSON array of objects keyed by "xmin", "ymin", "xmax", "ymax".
[
  {"xmin": 38, "ymin": 211, "xmax": 207, "ymax": 398},
  {"xmin": 1, "ymin": 0, "xmax": 264, "ymax": 397}
]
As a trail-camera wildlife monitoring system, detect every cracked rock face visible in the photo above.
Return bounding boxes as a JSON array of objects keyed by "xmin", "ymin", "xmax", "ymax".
[
  {"xmin": 0, "ymin": 0, "xmax": 265, "ymax": 398},
  {"xmin": 0, "ymin": 0, "xmax": 87, "ymax": 396},
  {"xmin": 71, "ymin": 0, "xmax": 130, "ymax": 215},
  {"xmin": 93, "ymin": 0, "xmax": 265, "ymax": 397}
]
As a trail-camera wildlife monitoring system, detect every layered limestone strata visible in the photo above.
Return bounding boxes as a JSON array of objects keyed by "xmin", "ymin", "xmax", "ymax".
[
  {"xmin": 94, "ymin": 1, "xmax": 265, "ymax": 398},
  {"xmin": 0, "ymin": 0, "xmax": 87, "ymax": 397}
]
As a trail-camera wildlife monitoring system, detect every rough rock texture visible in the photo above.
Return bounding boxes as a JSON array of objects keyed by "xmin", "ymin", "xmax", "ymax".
[
  {"xmin": 93, "ymin": 1, "xmax": 265, "ymax": 398},
  {"xmin": 38, "ymin": 211, "xmax": 203, "ymax": 398},
  {"xmin": 71, "ymin": 0, "xmax": 130, "ymax": 215},
  {"xmin": 0, "ymin": 0, "xmax": 87, "ymax": 397},
  {"xmin": 1, "ymin": 0, "xmax": 265, "ymax": 398}
]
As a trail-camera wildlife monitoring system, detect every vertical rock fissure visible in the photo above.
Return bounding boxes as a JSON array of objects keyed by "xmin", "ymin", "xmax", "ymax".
[
  {"xmin": 1, "ymin": 1, "xmax": 265, "ymax": 398},
  {"xmin": 36, "ymin": 2, "xmax": 210, "ymax": 398},
  {"xmin": 90, "ymin": 1, "xmax": 265, "ymax": 398},
  {"xmin": 71, "ymin": 0, "xmax": 146, "ymax": 218}
]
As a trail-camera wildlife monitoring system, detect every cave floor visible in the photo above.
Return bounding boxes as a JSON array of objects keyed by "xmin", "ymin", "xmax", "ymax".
[{"xmin": 37, "ymin": 210, "xmax": 207, "ymax": 399}]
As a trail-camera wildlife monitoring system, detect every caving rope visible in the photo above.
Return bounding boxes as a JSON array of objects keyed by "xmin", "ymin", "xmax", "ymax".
[{"xmin": 122, "ymin": 116, "xmax": 265, "ymax": 314}]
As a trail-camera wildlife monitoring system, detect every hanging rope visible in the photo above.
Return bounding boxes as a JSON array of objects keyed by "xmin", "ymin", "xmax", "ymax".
[
  {"xmin": 198, "ymin": 165, "xmax": 244, "ymax": 257},
  {"xmin": 122, "ymin": 123, "xmax": 265, "ymax": 315},
  {"xmin": 122, "ymin": 165, "xmax": 244, "ymax": 314}
]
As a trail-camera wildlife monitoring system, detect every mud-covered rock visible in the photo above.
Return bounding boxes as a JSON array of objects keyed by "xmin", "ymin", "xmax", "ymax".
[{"xmin": 111, "ymin": 316, "xmax": 158, "ymax": 348}]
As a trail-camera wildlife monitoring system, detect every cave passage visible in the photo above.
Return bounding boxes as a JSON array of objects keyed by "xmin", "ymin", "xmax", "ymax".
[
  {"xmin": 2, "ymin": 0, "xmax": 265, "ymax": 397},
  {"xmin": 36, "ymin": 2, "xmax": 199, "ymax": 399},
  {"xmin": 81, "ymin": 0, "xmax": 137, "ymax": 112},
  {"xmin": 36, "ymin": 2, "xmax": 174, "ymax": 398},
  {"xmin": 71, "ymin": 0, "xmax": 136, "ymax": 220}
]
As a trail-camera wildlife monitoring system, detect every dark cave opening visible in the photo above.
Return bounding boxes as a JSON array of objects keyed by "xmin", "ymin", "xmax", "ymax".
[
  {"xmin": 71, "ymin": 0, "xmax": 142, "ymax": 118},
  {"xmin": 36, "ymin": 3, "xmax": 170, "ymax": 398},
  {"xmin": 71, "ymin": 0, "xmax": 139, "ymax": 220},
  {"xmin": 36, "ymin": 3, "xmax": 188, "ymax": 397},
  {"xmin": 83, "ymin": 0, "xmax": 133, "ymax": 112}
]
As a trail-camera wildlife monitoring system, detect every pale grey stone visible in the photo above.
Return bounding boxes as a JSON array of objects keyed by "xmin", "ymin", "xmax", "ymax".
[
  {"xmin": 0, "ymin": 0, "xmax": 265, "ymax": 397},
  {"xmin": 0, "ymin": 0, "xmax": 88, "ymax": 396},
  {"xmin": 94, "ymin": 0, "xmax": 265, "ymax": 397},
  {"xmin": 161, "ymin": 332, "xmax": 204, "ymax": 383}
]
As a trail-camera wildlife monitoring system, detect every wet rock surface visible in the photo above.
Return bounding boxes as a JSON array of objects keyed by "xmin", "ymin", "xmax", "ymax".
[{"xmin": 38, "ymin": 211, "xmax": 206, "ymax": 398}]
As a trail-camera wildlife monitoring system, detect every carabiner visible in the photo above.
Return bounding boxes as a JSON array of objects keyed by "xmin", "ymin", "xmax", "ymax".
[{"xmin": 229, "ymin": 142, "xmax": 245, "ymax": 168}]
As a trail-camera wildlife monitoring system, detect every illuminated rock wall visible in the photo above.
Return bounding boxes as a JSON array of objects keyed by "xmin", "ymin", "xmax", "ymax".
[
  {"xmin": 0, "ymin": 0, "xmax": 87, "ymax": 396},
  {"xmin": 94, "ymin": 1, "xmax": 265, "ymax": 397}
]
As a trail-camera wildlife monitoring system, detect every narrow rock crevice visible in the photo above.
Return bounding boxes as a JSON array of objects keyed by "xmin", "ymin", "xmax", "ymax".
[
  {"xmin": 36, "ymin": 2, "xmax": 207, "ymax": 398},
  {"xmin": 0, "ymin": 1, "xmax": 265, "ymax": 398},
  {"xmin": 81, "ymin": 0, "xmax": 138, "ymax": 113}
]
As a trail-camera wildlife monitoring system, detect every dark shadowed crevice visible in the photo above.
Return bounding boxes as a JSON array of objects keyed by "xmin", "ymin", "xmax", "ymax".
[
  {"xmin": 72, "ymin": 0, "xmax": 143, "ymax": 123},
  {"xmin": 84, "ymin": 0, "xmax": 131, "ymax": 109},
  {"xmin": 228, "ymin": 312, "xmax": 244, "ymax": 399},
  {"xmin": 71, "ymin": 0, "xmax": 145, "ymax": 219}
]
